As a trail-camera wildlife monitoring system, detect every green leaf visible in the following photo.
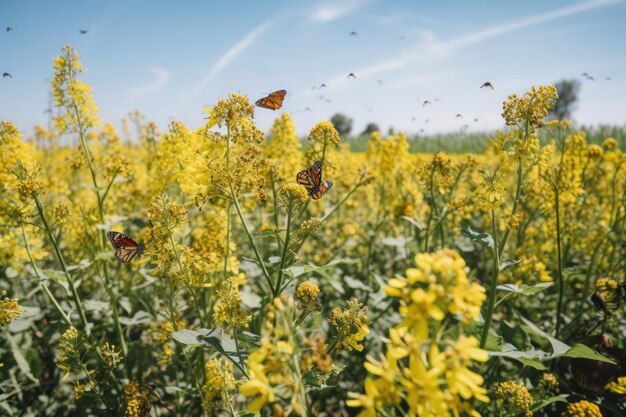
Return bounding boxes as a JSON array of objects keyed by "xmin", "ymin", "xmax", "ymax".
[
  {"xmin": 499, "ymin": 259, "xmax": 521, "ymax": 272},
  {"xmin": 519, "ymin": 315, "xmax": 569, "ymax": 355},
  {"xmin": 401, "ymin": 216, "xmax": 425, "ymax": 230},
  {"xmin": 497, "ymin": 282, "xmax": 553, "ymax": 295},
  {"xmin": 555, "ymin": 343, "xmax": 616, "ymax": 364},
  {"xmin": 461, "ymin": 224, "xmax": 494, "ymax": 252},
  {"xmin": 466, "ymin": 323, "xmax": 502, "ymax": 351},
  {"xmin": 344, "ymin": 276, "xmax": 372, "ymax": 292},
  {"xmin": 282, "ymin": 258, "xmax": 346, "ymax": 279},
  {"xmin": 41, "ymin": 269, "xmax": 71, "ymax": 295},
  {"xmin": 7, "ymin": 333, "xmax": 38, "ymax": 383},
  {"xmin": 530, "ymin": 395, "xmax": 569, "ymax": 411},
  {"xmin": 515, "ymin": 357, "xmax": 548, "ymax": 370},
  {"xmin": 171, "ymin": 328, "xmax": 218, "ymax": 346},
  {"xmin": 488, "ymin": 343, "xmax": 549, "ymax": 370},
  {"xmin": 500, "ymin": 321, "xmax": 530, "ymax": 350},
  {"xmin": 197, "ymin": 330, "xmax": 244, "ymax": 366}
]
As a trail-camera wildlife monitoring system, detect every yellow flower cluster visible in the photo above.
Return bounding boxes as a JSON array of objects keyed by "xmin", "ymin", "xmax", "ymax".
[
  {"xmin": 51, "ymin": 45, "xmax": 100, "ymax": 134},
  {"xmin": 562, "ymin": 400, "xmax": 602, "ymax": 417},
  {"xmin": 349, "ymin": 249, "xmax": 488, "ymax": 417},
  {"xmin": 264, "ymin": 113, "xmax": 303, "ymax": 181},
  {"xmin": 539, "ymin": 373, "xmax": 559, "ymax": 391},
  {"xmin": 328, "ymin": 299, "xmax": 369, "ymax": 352},
  {"xmin": 605, "ymin": 376, "xmax": 626, "ymax": 394},
  {"xmin": 279, "ymin": 183, "xmax": 309, "ymax": 207},
  {"xmin": 300, "ymin": 332, "xmax": 334, "ymax": 374},
  {"xmin": 308, "ymin": 121, "xmax": 340, "ymax": 146},
  {"xmin": 148, "ymin": 320, "xmax": 186, "ymax": 365},
  {"xmin": 501, "ymin": 85, "xmax": 558, "ymax": 127},
  {"xmin": 295, "ymin": 280, "xmax": 320, "ymax": 306},
  {"xmin": 101, "ymin": 342, "xmax": 124, "ymax": 368},
  {"xmin": 386, "ymin": 249, "xmax": 486, "ymax": 328},
  {"xmin": 213, "ymin": 277, "xmax": 251, "ymax": 329},
  {"xmin": 202, "ymin": 359, "xmax": 235, "ymax": 411},
  {"xmin": 494, "ymin": 381, "xmax": 534, "ymax": 417},
  {"xmin": 0, "ymin": 290, "xmax": 23, "ymax": 326},
  {"xmin": 123, "ymin": 381, "xmax": 151, "ymax": 417}
]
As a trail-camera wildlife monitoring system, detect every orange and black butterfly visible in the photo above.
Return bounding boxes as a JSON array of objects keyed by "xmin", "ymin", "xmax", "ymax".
[
  {"xmin": 107, "ymin": 231, "xmax": 144, "ymax": 263},
  {"xmin": 255, "ymin": 89, "xmax": 286, "ymax": 110},
  {"xmin": 296, "ymin": 160, "xmax": 332, "ymax": 200}
]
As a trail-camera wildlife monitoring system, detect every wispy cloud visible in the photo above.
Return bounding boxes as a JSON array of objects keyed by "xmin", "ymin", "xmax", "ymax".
[
  {"xmin": 196, "ymin": 20, "xmax": 274, "ymax": 90},
  {"xmin": 126, "ymin": 67, "xmax": 169, "ymax": 102},
  {"xmin": 310, "ymin": 0, "xmax": 368, "ymax": 22},
  {"xmin": 301, "ymin": 0, "xmax": 620, "ymax": 95},
  {"xmin": 429, "ymin": 0, "xmax": 622, "ymax": 55}
]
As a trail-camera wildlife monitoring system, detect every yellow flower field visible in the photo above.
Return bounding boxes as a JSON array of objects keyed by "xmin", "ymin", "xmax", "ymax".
[{"xmin": 1, "ymin": 46, "xmax": 625, "ymax": 417}]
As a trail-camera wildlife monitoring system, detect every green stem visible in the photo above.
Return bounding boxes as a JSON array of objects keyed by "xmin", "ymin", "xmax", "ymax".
[
  {"xmin": 428, "ymin": 169, "xmax": 444, "ymax": 249},
  {"xmin": 182, "ymin": 349, "xmax": 209, "ymax": 417},
  {"xmin": 270, "ymin": 172, "xmax": 282, "ymax": 253},
  {"xmin": 554, "ymin": 186, "xmax": 565, "ymax": 338},
  {"xmin": 498, "ymin": 159, "xmax": 523, "ymax": 257},
  {"xmin": 229, "ymin": 184, "xmax": 274, "ymax": 293},
  {"xmin": 33, "ymin": 194, "xmax": 89, "ymax": 334},
  {"xmin": 21, "ymin": 222, "xmax": 72, "ymax": 326},
  {"xmin": 275, "ymin": 205, "xmax": 293, "ymax": 297},
  {"xmin": 480, "ymin": 210, "xmax": 500, "ymax": 349},
  {"xmin": 224, "ymin": 202, "xmax": 232, "ymax": 280}
]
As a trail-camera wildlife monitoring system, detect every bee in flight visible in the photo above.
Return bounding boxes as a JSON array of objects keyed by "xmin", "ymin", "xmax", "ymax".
[
  {"xmin": 296, "ymin": 161, "xmax": 332, "ymax": 200},
  {"xmin": 107, "ymin": 231, "xmax": 144, "ymax": 263},
  {"xmin": 255, "ymin": 89, "xmax": 286, "ymax": 110},
  {"xmin": 480, "ymin": 82, "xmax": 494, "ymax": 89}
]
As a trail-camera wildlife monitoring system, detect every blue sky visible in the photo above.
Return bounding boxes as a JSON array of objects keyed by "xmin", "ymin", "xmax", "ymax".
[{"xmin": 1, "ymin": 0, "xmax": 625, "ymax": 138}]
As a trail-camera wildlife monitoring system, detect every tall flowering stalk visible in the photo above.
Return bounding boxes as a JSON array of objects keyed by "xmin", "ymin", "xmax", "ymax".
[
  {"xmin": 477, "ymin": 85, "xmax": 558, "ymax": 347},
  {"xmin": 51, "ymin": 45, "xmax": 127, "ymax": 354}
]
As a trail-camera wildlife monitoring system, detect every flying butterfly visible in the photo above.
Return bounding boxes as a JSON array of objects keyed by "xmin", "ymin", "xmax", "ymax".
[
  {"xmin": 296, "ymin": 160, "xmax": 333, "ymax": 200},
  {"xmin": 255, "ymin": 89, "xmax": 286, "ymax": 110},
  {"xmin": 107, "ymin": 231, "xmax": 144, "ymax": 263}
]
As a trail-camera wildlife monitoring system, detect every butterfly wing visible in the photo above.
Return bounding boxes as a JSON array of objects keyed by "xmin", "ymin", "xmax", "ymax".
[
  {"xmin": 107, "ymin": 231, "xmax": 143, "ymax": 264},
  {"xmin": 311, "ymin": 180, "xmax": 333, "ymax": 200},
  {"xmin": 255, "ymin": 90, "xmax": 286, "ymax": 110},
  {"xmin": 308, "ymin": 160, "xmax": 323, "ymax": 189},
  {"xmin": 296, "ymin": 167, "xmax": 316, "ymax": 192}
]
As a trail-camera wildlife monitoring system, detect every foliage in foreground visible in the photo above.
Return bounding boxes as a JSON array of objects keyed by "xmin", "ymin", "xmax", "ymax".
[{"xmin": 1, "ymin": 45, "xmax": 626, "ymax": 417}]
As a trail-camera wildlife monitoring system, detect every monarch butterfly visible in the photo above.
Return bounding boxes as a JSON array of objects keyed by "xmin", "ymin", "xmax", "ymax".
[
  {"xmin": 107, "ymin": 231, "xmax": 144, "ymax": 263},
  {"xmin": 296, "ymin": 160, "xmax": 333, "ymax": 200},
  {"xmin": 255, "ymin": 89, "xmax": 286, "ymax": 110}
]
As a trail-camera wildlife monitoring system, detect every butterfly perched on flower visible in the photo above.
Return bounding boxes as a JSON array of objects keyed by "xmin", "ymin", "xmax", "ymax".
[
  {"xmin": 296, "ymin": 160, "xmax": 332, "ymax": 200},
  {"xmin": 107, "ymin": 231, "xmax": 144, "ymax": 263},
  {"xmin": 255, "ymin": 89, "xmax": 286, "ymax": 110}
]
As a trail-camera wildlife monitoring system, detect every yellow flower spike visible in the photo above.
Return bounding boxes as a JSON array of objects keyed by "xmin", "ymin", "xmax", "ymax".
[
  {"xmin": 308, "ymin": 121, "xmax": 340, "ymax": 146},
  {"xmin": 605, "ymin": 376, "xmax": 626, "ymax": 394},
  {"xmin": 0, "ymin": 290, "xmax": 23, "ymax": 326},
  {"xmin": 562, "ymin": 400, "xmax": 602, "ymax": 417},
  {"xmin": 276, "ymin": 341, "xmax": 294, "ymax": 354}
]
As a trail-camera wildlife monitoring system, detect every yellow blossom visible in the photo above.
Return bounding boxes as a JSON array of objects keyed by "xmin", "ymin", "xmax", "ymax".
[
  {"xmin": 494, "ymin": 381, "xmax": 534, "ymax": 417},
  {"xmin": 562, "ymin": 400, "xmax": 602, "ymax": 417},
  {"xmin": 0, "ymin": 290, "xmax": 23, "ymax": 326}
]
